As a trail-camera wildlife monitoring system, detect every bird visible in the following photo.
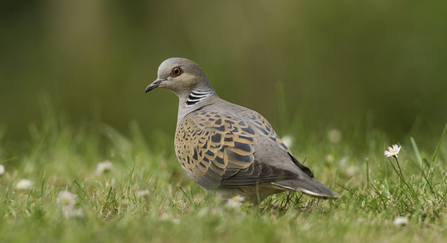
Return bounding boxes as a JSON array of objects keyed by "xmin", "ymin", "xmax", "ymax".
[{"xmin": 145, "ymin": 57, "xmax": 340, "ymax": 203}]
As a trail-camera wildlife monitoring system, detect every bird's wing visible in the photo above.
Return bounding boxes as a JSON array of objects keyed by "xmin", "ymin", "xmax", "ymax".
[
  {"xmin": 241, "ymin": 110, "xmax": 314, "ymax": 177},
  {"xmin": 175, "ymin": 109, "xmax": 311, "ymax": 190}
]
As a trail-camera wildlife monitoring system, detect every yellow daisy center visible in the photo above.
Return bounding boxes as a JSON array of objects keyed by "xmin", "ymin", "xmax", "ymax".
[{"xmin": 61, "ymin": 197, "xmax": 71, "ymax": 205}]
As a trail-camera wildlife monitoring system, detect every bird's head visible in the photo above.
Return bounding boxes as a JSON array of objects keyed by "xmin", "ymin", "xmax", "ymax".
[{"xmin": 145, "ymin": 58, "xmax": 212, "ymax": 97}]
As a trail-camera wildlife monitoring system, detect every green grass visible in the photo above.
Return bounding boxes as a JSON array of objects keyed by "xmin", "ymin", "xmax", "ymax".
[{"xmin": 1, "ymin": 104, "xmax": 447, "ymax": 243}]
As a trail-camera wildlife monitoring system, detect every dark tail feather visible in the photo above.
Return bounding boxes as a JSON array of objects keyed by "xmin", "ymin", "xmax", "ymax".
[{"xmin": 272, "ymin": 178, "xmax": 340, "ymax": 199}]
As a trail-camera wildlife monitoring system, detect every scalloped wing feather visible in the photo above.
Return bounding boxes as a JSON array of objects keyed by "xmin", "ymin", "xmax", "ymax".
[{"xmin": 175, "ymin": 109, "xmax": 307, "ymax": 190}]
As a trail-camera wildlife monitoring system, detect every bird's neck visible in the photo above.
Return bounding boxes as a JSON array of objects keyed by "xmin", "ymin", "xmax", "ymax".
[
  {"xmin": 177, "ymin": 88, "xmax": 217, "ymax": 125},
  {"xmin": 185, "ymin": 89, "xmax": 215, "ymax": 107}
]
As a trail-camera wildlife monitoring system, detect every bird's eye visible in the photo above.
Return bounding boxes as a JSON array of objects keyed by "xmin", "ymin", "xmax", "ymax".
[{"xmin": 171, "ymin": 67, "xmax": 182, "ymax": 77}]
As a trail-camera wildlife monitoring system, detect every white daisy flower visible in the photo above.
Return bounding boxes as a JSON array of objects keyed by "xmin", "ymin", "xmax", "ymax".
[
  {"xmin": 160, "ymin": 213, "xmax": 180, "ymax": 224},
  {"xmin": 15, "ymin": 179, "xmax": 34, "ymax": 190},
  {"xmin": 346, "ymin": 166, "xmax": 359, "ymax": 177},
  {"xmin": 136, "ymin": 189, "xmax": 150, "ymax": 198},
  {"xmin": 325, "ymin": 154, "xmax": 334, "ymax": 163},
  {"xmin": 281, "ymin": 135, "xmax": 294, "ymax": 148},
  {"xmin": 0, "ymin": 165, "xmax": 4, "ymax": 176},
  {"xmin": 57, "ymin": 191, "xmax": 83, "ymax": 218},
  {"xmin": 384, "ymin": 144, "xmax": 401, "ymax": 158},
  {"xmin": 60, "ymin": 206, "xmax": 84, "ymax": 218},
  {"xmin": 95, "ymin": 161, "xmax": 113, "ymax": 175},
  {"xmin": 393, "ymin": 216, "xmax": 409, "ymax": 226},
  {"xmin": 328, "ymin": 129, "xmax": 342, "ymax": 143},
  {"xmin": 65, "ymin": 208, "xmax": 84, "ymax": 218},
  {"xmin": 57, "ymin": 191, "xmax": 77, "ymax": 208},
  {"xmin": 225, "ymin": 195, "xmax": 245, "ymax": 209}
]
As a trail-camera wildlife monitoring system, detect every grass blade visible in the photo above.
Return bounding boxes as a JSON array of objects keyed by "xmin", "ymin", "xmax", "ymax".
[
  {"xmin": 41, "ymin": 171, "xmax": 46, "ymax": 198},
  {"xmin": 411, "ymin": 138, "xmax": 423, "ymax": 169},
  {"xmin": 179, "ymin": 187, "xmax": 195, "ymax": 209},
  {"xmin": 401, "ymin": 147, "xmax": 422, "ymax": 172},
  {"xmin": 386, "ymin": 158, "xmax": 416, "ymax": 198},
  {"xmin": 74, "ymin": 180, "xmax": 88, "ymax": 200},
  {"xmin": 431, "ymin": 123, "xmax": 447, "ymax": 163}
]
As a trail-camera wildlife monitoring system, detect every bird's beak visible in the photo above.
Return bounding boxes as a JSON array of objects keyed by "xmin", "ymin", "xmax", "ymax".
[{"xmin": 145, "ymin": 79, "xmax": 165, "ymax": 93}]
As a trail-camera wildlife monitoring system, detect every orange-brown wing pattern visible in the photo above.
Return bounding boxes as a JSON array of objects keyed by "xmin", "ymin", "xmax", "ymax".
[
  {"xmin": 175, "ymin": 111, "xmax": 257, "ymax": 189},
  {"xmin": 175, "ymin": 110, "xmax": 303, "ymax": 190}
]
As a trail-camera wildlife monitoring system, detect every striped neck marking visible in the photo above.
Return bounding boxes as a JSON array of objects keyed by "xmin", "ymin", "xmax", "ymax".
[{"xmin": 186, "ymin": 90, "xmax": 212, "ymax": 107}]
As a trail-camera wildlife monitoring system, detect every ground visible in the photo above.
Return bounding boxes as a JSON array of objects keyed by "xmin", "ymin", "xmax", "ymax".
[{"xmin": 1, "ymin": 106, "xmax": 446, "ymax": 243}]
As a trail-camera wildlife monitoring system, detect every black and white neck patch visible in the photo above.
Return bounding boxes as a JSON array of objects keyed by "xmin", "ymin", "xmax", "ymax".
[{"xmin": 186, "ymin": 90, "xmax": 212, "ymax": 107}]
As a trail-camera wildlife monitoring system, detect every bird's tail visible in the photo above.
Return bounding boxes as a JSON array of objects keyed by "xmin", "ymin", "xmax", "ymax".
[{"xmin": 272, "ymin": 178, "xmax": 340, "ymax": 199}]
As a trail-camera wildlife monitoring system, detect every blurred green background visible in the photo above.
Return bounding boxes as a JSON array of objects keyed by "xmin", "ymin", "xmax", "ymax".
[{"xmin": 1, "ymin": 0, "xmax": 446, "ymax": 143}]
